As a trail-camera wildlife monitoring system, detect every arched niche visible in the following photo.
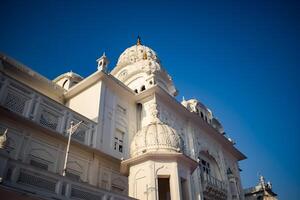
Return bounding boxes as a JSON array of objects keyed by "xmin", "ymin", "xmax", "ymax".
[
  {"xmin": 133, "ymin": 168, "xmax": 147, "ymax": 199},
  {"xmin": 30, "ymin": 148, "xmax": 54, "ymax": 162},
  {"xmin": 67, "ymin": 160, "xmax": 83, "ymax": 172},
  {"xmin": 198, "ymin": 150, "xmax": 222, "ymax": 181}
]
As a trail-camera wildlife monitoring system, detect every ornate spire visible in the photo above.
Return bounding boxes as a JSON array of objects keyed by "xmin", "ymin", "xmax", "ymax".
[
  {"xmin": 259, "ymin": 175, "xmax": 266, "ymax": 190},
  {"xmin": 137, "ymin": 36, "xmax": 142, "ymax": 45},
  {"xmin": 0, "ymin": 129, "xmax": 8, "ymax": 149}
]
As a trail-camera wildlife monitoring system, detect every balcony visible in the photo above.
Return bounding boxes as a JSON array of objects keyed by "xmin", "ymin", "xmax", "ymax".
[
  {"xmin": 0, "ymin": 156, "xmax": 134, "ymax": 200},
  {"xmin": 201, "ymin": 173, "xmax": 227, "ymax": 200},
  {"xmin": 0, "ymin": 74, "xmax": 96, "ymax": 146}
]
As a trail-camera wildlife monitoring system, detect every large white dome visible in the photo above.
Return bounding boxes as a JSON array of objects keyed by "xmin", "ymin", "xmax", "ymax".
[
  {"xmin": 130, "ymin": 121, "xmax": 184, "ymax": 157},
  {"xmin": 116, "ymin": 44, "xmax": 160, "ymax": 68},
  {"xmin": 111, "ymin": 38, "xmax": 178, "ymax": 97}
]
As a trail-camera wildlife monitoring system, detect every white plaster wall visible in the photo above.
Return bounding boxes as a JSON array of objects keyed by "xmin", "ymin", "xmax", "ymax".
[
  {"xmin": 67, "ymin": 81, "xmax": 102, "ymax": 122},
  {"xmin": 97, "ymin": 82, "xmax": 137, "ymax": 160}
]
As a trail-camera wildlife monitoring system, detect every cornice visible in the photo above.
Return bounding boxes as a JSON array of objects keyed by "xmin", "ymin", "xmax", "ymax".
[{"xmin": 120, "ymin": 151, "xmax": 198, "ymax": 175}]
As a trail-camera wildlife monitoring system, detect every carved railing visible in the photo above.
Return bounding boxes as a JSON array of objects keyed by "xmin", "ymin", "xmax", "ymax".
[
  {"xmin": 2, "ymin": 159, "xmax": 134, "ymax": 200},
  {"xmin": 201, "ymin": 173, "xmax": 227, "ymax": 200},
  {"xmin": 0, "ymin": 74, "xmax": 96, "ymax": 146}
]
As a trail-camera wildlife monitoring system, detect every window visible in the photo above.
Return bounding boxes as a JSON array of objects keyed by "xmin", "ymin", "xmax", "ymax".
[
  {"xmin": 114, "ymin": 137, "xmax": 119, "ymax": 150},
  {"xmin": 62, "ymin": 79, "xmax": 69, "ymax": 88},
  {"xmin": 136, "ymin": 103, "xmax": 142, "ymax": 131},
  {"xmin": 200, "ymin": 159, "xmax": 211, "ymax": 175},
  {"xmin": 102, "ymin": 180, "xmax": 108, "ymax": 189},
  {"xmin": 114, "ymin": 130, "xmax": 124, "ymax": 153}
]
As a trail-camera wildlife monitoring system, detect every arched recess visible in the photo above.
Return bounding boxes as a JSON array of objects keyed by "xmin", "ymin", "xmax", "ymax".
[
  {"xmin": 67, "ymin": 160, "xmax": 83, "ymax": 172},
  {"xmin": 29, "ymin": 148, "xmax": 55, "ymax": 171},
  {"xmin": 30, "ymin": 148, "xmax": 54, "ymax": 162},
  {"xmin": 66, "ymin": 161, "xmax": 83, "ymax": 181},
  {"xmin": 198, "ymin": 150, "xmax": 222, "ymax": 181},
  {"xmin": 126, "ymin": 74, "xmax": 147, "ymax": 93},
  {"xmin": 133, "ymin": 169, "xmax": 146, "ymax": 199}
]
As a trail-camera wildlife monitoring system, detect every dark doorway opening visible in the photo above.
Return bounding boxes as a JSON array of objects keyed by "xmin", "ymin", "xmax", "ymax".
[
  {"xmin": 158, "ymin": 178, "xmax": 171, "ymax": 200},
  {"xmin": 181, "ymin": 178, "xmax": 189, "ymax": 200}
]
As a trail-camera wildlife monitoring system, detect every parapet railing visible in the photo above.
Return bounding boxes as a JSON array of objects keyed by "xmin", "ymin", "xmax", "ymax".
[
  {"xmin": 201, "ymin": 173, "xmax": 227, "ymax": 192},
  {"xmin": 0, "ymin": 74, "xmax": 96, "ymax": 146},
  {"xmin": 1, "ymin": 157, "xmax": 134, "ymax": 200}
]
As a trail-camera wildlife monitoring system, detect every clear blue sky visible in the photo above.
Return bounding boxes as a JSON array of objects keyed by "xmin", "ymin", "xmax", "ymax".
[{"xmin": 1, "ymin": 0, "xmax": 299, "ymax": 199}]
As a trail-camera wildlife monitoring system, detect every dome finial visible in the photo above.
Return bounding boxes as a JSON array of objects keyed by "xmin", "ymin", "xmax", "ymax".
[{"xmin": 137, "ymin": 35, "xmax": 142, "ymax": 45}]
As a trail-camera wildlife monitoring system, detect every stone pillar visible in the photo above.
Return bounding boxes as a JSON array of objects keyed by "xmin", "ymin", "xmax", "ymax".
[
  {"xmin": 148, "ymin": 161, "xmax": 156, "ymax": 200},
  {"xmin": 55, "ymin": 180, "xmax": 63, "ymax": 195},
  {"xmin": 64, "ymin": 183, "xmax": 72, "ymax": 198},
  {"xmin": 88, "ymin": 156, "xmax": 99, "ymax": 186},
  {"xmin": 101, "ymin": 194, "xmax": 108, "ymax": 200},
  {"xmin": 186, "ymin": 170, "xmax": 194, "ymax": 200},
  {"xmin": 169, "ymin": 163, "xmax": 182, "ymax": 200},
  {"xmin": 228, "ymin": 174, "xmax": 239, "ymax": 200},
  {"xmin": 10, "ymin": 165, "xmax": 20, "ymax": 183}
]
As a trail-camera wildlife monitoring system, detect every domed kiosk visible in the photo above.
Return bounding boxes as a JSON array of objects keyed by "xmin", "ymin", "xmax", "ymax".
[
  {"xmin": 121, "ymin": 103, "xmax": 198, "ymax": 200},
  {"xmin": 130, "ymin": 121, "xmax": 183, "ymax": 157},
  {"xmin": 53, "ymin": 71, "xmax": 83, "ymax": 90}
]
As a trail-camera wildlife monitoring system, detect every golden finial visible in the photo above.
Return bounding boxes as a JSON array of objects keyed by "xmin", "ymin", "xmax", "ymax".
[
  {"xmin": 143, "ymin": 51, "xmax": 147, "ymax": 60},
  {"xmin": 137, "ymin": 36, "xmax": 142, "ymax": 45}
]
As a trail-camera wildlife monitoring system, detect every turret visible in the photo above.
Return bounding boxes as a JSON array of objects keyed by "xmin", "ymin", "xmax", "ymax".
[{"xmin": 97, "ymin": 52, "xmax": 109, "ymax": 72}]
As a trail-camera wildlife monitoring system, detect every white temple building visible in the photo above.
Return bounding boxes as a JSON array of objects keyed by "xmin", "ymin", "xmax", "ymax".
[{"xmin": 0, "ymin": 38, "xmax": 248, "ymax": 200}]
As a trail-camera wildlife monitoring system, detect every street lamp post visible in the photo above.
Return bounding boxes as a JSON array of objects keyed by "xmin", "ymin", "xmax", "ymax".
[{"xmin": 62, "ymin": 121, "xmax": 83, "ymax": 177}]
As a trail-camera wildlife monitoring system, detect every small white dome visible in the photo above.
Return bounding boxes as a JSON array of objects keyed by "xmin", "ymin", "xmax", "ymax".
[
  {"xmin": 130, "ymin": 122, "xmax": 183, "ymax": 157},
  {"xmin": 53, "ymin": 71, "xmax": 83, "ymax": 90},
  {"xmin": 116, "ymin": 44, "xmax": 160, "ymax": 68}
]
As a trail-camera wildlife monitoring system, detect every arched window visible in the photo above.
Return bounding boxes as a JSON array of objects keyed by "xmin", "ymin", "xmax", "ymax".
[
  {"xmin": 62, "ymin": 79, "xmax": 69, "ymax": 88},
  {"xmin": 200, "ymin": 112, "xmax": 204, "ymax": 119},
  {"xmin": 198, "ymin": 151, "xmax": 222, "ymax": 181}
]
